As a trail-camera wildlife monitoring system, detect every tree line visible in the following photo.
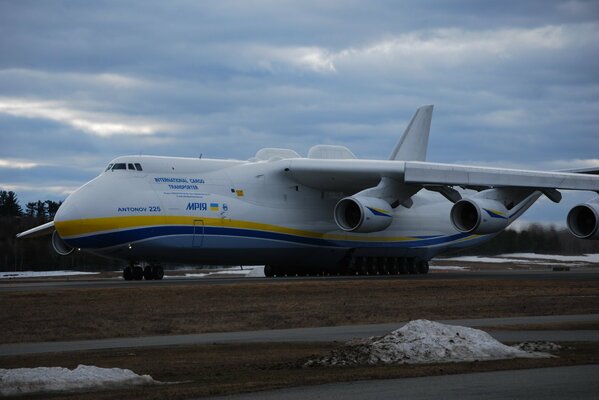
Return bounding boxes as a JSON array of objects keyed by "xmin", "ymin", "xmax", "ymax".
[
  {"xmin": 1, "ymin": 190, "xmax": 598, "ymax": 271},
  {"xmin": 0, "ymin": 190, "xmax": 123, "ymax": 271}
]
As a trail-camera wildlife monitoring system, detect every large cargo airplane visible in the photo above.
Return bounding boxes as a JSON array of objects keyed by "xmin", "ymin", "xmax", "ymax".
[{"xmin": 17, "ymin": 106, "xmax": 599, "ymax": 280}]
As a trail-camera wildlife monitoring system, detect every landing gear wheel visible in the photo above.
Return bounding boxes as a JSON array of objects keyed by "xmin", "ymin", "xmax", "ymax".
[
  {"xmin": 407, "ymin": 259, "xmax": 417, "ymax": 274},
  {"xmin": 389, "ymin": 258, "xmax": 399, "ymax": 275},
  {"xmin": 133, "ymin": 266, "xmax": 144, "ymax": 280},
  {"xmin": 368, "ymin": 259, "xmax": 378, "ymax": 275},
  {"xmin": 379, "ymin": 258, "xmax": 389, "ymax": 275},
  {"xmin": 264, "ymin": 265, "xmax": 274, "ymax": 277},
  {"xmin": 123, "ymin": 266, "xmax": 133, "ymax": 281},
  {"xmin": 152, "ymin": 265, "xmax": 164, "ymax": 280},
  {"xmin": 417, "ymin": 260, "xmax": 429, "ymax": 274},
  {"xmin": 398, "ymin": 258, "xmax": 408, "ymax": 275},
  {"xmin": 144, "ymin": 266, "xmax": 154, "ymax": 280}
]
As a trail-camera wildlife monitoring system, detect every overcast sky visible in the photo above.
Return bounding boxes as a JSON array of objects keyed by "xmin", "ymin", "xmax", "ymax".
[{"xmin": 1, "ymin": 0, "xmax": 598, "ymax": 225}]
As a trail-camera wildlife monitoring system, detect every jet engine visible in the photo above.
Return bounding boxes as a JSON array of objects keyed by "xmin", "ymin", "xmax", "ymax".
[
  {"xmin": 567, "ymin": 199, "xmax": 599, "ymax": 239},
  {"xmin": 52, "ymin": 230, "xmax": 74, "ymax": 255},
  {"xmin": 334, "ymin": 196, "xmax": 393, "ymax": 233},
  {"xmin": 450, "ymin": 198, "xmax": 509, "ymax": 235}
]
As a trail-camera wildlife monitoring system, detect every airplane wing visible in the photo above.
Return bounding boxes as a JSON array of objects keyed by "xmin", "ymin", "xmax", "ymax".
[
  {"xmin": 16, "ymin": 221, "xmax": 55, "ymax": 239},
  {"xmin": 285, "ymin": 159, "xmax": 599, "ymax": 193}
]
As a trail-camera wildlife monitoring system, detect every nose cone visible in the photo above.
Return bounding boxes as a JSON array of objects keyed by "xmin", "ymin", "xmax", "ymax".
[{"xmin": 54, "ymin": 193, "xmax": 84, "ymax": 239}]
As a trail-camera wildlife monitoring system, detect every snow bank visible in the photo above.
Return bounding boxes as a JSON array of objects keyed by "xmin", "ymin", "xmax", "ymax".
[
  {"xmin": 306, "ymin": 320, "xmax": 553, "ymax": 367},
  {"xmin": 0, "ymin": 365, "xmax": 157, "ymax": 396},
  {"xmin": 442, "ymin": 254, "xmax": 599, "ymax": 265},
  {"xmin": 0, "ymin": 271, "xmax": 98, "ymax": 279},
  {"xmin": 501, "ymin": 253, "xmax": 599, "ymax": 263},
  {"xmin": 164, "ymin": 266, "xmax": 265, "ymax": 279},
  {"xmin": 429, "ymin": 266, "xmax": 469, "ymax": 271}
]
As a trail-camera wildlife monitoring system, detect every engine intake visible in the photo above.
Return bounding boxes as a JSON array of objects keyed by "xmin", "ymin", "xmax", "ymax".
[
  {"xmin": 450, "ymin": 198, "xmax": 509, "ymax": 234},
  {"xmin": 567, "ymin": 199, "xmax": 599, "ymax": 239},
  {"xmin": 334, "ymin": 196, "xmax": 393, "ymax": 233},
  {"xmin": 52, "ymin": 230, "xmax": 74, "ymax": 256}
]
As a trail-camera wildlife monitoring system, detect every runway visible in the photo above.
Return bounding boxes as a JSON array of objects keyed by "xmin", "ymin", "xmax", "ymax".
[
  {"xmin": 212, "ymin": 365, "xmax": 599, "ymax": 400},
  {"xmin": 1, "ymin": 269, "xmax": 598, "ymax": 292},
  {"xmin": 2, "ymin": 314, "xmax": 598, "ymax": 356}
]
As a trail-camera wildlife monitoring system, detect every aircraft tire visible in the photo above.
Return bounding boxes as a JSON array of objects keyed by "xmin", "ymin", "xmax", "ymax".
[
  {"xmin": 417, "ymin": 260, "xmax": 429, "ymax": 274},
  {"xmin": 398, "ymin": 258, "xmax": 408, "ymax": 274},
  {"xmin": 379, "ymin": 258, "xmax": 389, "ymax": 275},
  {"xmin": 389, "ymin": 258, "xmax": 399, "ymax": 275},
  {"xmin": 368, "ymin": 259, "xmax": 378, "ymax": 275},
  {"xmin": 264, "ymin": 265, "xmax": 274, "ymax": 277},
  {"xmin": 133, "ymin": 266, "xmax": 144, "ymax": 280},
  {"xmin": 143, "ymin": 266, "xmax": 154, "ymax": 280},
  {"xmin": 153, "ymin": 265, "xmax": 164, "ymax": 280},
  {"xmin": 359, "ymin": 260, "xmax": 368, "ymax": 275},
  {"xmin": 123, "ymin": 266, "xmax": 133, "ymax": 280},
  {"xmin": 407, "ymin": 258, "xmax": 417, "ymax": 274}
]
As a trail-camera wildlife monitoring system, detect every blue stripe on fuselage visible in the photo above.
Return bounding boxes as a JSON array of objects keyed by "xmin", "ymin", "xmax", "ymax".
[{"xmin": 64, "ymin": 225, "xmax": 473, "ymax": 250}]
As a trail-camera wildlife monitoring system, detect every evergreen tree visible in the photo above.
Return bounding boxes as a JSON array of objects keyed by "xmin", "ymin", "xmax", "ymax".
[
  {"xmin": 0, "ymin": 191, "xmax": 23, "ymax": 216},
  {"xmin": 45, "ymin": 200, "xmax": 61, "ymax": 218},
  {"xmin": 34, "ymin": 200, "xmax": 47, "ymax": 220},
  {"xmin": 25, "ymin": 202, "xmax": 36, "ymax": 217}
]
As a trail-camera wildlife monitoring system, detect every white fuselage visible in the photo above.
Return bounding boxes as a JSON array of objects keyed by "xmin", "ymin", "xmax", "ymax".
[{"xmin": 53, "ymin": 155, "xmax": 523, "ymax": 267}]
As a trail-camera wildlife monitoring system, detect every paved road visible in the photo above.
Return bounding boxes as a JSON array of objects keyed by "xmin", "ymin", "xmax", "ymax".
[
  {"xmin": 210, "ymin": 365, "xmax": 599, "ymax": 400},
  {"xmin": 1, "ymin": 270, "xmax": 598, "ymax": 292},
  {"xmin": 2, "ymin": 314, "xmax": 598, "ymax": 356}
]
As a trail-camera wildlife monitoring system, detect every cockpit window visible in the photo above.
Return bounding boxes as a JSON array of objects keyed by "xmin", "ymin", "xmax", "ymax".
[
  {"xmin": 128, "ymin": 163, "xmax": 135, "ymax": 170},
  {"xmin": 105, "ymin": 164, "xmax": 113, "ymax": 172},
  {"xmin": 112, "ymin": 163, "xmax": 126, "ymax": 170},
  {"xmin": 135, "ymin": 163, "xmax": 143, "ymax": 171}
]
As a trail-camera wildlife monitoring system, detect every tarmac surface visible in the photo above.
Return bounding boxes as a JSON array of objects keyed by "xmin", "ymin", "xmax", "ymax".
[
  {"xmin": 2, "ymin": 314, "xmax": 598, "ymax": 356},
  {"xmin": 210, "ymin": 364, "xmax": 599, "ymax": 400},
  {"xmin": 1, "ymin": 269, "xmax": 598, "ymax": 292}
]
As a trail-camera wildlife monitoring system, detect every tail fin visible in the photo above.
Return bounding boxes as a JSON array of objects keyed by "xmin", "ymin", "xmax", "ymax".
[{"xmin": 388, "ymin": 105, "xmax": 433, "ymax": 161}]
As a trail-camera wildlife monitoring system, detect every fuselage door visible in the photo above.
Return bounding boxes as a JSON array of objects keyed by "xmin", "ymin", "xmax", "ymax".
[{"xmin": 193, "ymin": 220, "xmax": 204, "ymax": 248}]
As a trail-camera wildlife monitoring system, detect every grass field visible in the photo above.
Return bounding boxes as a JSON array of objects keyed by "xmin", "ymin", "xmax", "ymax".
[{"xmin": 2, "ymin": 277, "xmax": 599, "ymax": 344}]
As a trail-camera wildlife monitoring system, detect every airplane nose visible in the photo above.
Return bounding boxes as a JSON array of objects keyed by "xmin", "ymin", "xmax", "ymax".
[
  {"xmin": 53, "ymin": 190, "xmax": 86, "ymax": 239},
  {"xmin": 54, "ymin": 195, "xmax": 82, "ymax": 223}
]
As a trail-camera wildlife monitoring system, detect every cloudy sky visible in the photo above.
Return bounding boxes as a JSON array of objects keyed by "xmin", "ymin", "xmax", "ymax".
[{"xmin": 1, "ymin": 0, "xmax": 598, "ymax": 225}]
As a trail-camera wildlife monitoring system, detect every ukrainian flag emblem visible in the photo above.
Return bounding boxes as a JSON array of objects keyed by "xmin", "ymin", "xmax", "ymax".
[{"xmin": 210, "ymin": 203, "xmax": 219, "ymax": 211}]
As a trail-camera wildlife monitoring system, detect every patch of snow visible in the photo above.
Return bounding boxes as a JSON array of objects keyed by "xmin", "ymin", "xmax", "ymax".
[
  {"xmin": 306, "ymin": 320, "xmax": 553, "ymax": 367},
  {"xmin": 429, "ymin": 266, "xmax": 469, "ymax": 271},
  {"xmin": 440, "ymin": 256, "xmax": 518, "ymax": 263},
  {"xmin": 440, "ymin": 254, "xmax": 599, "ymax": 265},
  {"xmin": 0, "ymin": 365, "xmax": 157, "ymax": 396},
  {"xmin": 0, "ymin": 271, "xmax": 98, "ymax": 279},
  {"xmin": 164, "ymin": 266, "xmax": 265, "ymax": 279},
  {"xmin": 247, "ymin": 266, "xmax": 265, "ymax": 277},
  {"xmin": 501, "ymin": 253, "xmax": 599, "ymax": 263}
]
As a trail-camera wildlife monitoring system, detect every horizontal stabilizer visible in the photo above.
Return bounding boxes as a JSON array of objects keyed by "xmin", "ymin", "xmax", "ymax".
[{"xmin": 16, "ymin": 221, "xmax": 55, "ymax": 239}]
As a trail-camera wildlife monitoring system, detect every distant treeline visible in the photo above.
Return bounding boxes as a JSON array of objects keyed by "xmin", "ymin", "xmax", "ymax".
[
  {"xmin": 448, "ymin": 224, "xmax": 599, "ymax": 256},
  {"xmin": 0, "ymin": 190, "xmax": 123, "ymax": 271},
  {"xmin": 1, "ymin": 190, "xmax": 598, "ymax": 271}
]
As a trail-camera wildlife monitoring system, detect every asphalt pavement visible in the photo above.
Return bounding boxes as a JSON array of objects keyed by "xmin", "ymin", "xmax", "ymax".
[
  {"xmin": 1, "ymin": 269, "xmax": 598, "ymax": 292},
  {"xmin": 209, "ymin": 365, "xmax": 599, "ymax": 400},
  {"xmin": 1, "ymin": 314, "xmax": 598, "ymax": 356}
]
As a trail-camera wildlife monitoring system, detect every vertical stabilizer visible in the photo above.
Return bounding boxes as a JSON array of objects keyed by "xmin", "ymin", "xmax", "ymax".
[{"xmin": 388, "ymin": 105, "xmax": 433, "ymax": 161}]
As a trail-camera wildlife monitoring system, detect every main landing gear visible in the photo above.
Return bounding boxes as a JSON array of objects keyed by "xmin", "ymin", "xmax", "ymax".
[
  {"xmin": 123, "ymin": 262, "xmax": 164, "ymax": 281},
  {"xmin": 264, "ymin": 257, "xmax": 430, "ymax": 277}
]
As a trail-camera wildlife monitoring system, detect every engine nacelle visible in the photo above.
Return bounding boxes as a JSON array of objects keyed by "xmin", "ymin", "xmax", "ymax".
[
  {"xmin": 567, "ymin": 199, "xmax": 599, "ymax": 240},
  {"xmin": 52, "ymin": 230, "xmax": 74, "ymax": 256},
  {"xmin": 334, "ymin": 196, "xmax": 393, "ymax": 233},
  {"xmin": 450, "ymin": 198, "xmax": 509, "ymax": 235}
]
